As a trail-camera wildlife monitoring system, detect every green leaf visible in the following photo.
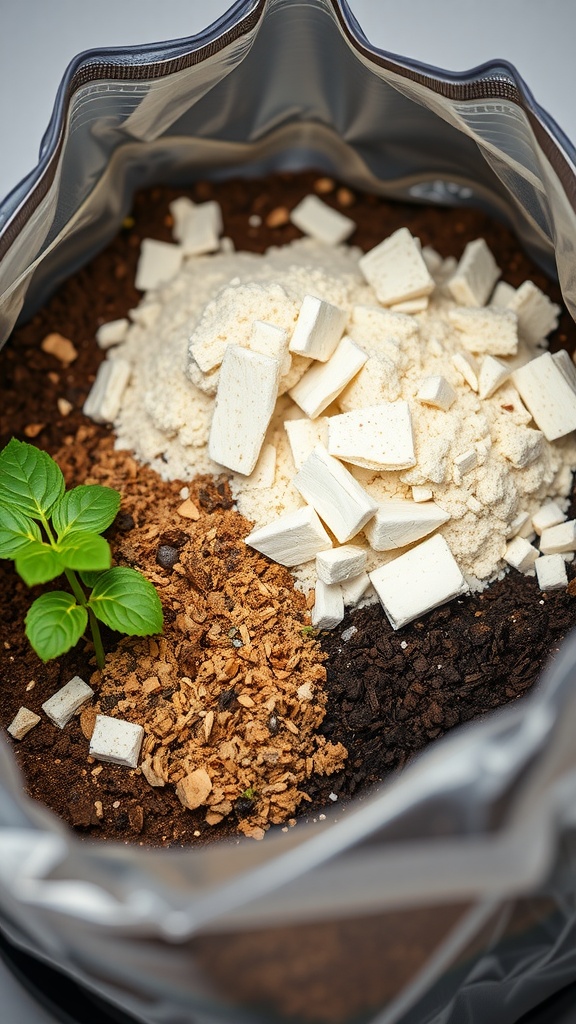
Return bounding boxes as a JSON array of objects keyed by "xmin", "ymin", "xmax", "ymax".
[
  {"xmin": 15, "ymin": 541, "xmax": 63, "ymax": 586},
  {"xmin": 25, "ymin": 592, "xmax": 88, "ymax": 662},
  {"xmin": 52, "ymin": 485, "xmax": 121, "ymax": 539},
  {"xmin": 89, "ymin": 566, "xmax": 163, "ymax": 636},
  {"xmin": 0, "ymin": 506, "xmax": 41, "ymax": 558},
  {"xmin": 56, "ymin": 531, "xmax": 111, "ymax": 572},
  {"xmin": 79, "ymin": 569, "xmax": 106, "ymax": 588},
  {"xmin": 0, "ymin": 438, "xmax": 65, "ymax": 520}
]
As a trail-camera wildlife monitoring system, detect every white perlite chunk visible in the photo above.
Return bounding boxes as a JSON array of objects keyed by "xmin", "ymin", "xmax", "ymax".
[
  {"xmin": 504, "ymin": 536, "xmax": 539, "ymax": 573},
  {"xmin": 7, "ymin": 707, "xmax": 41, "ymax": 740},
  {"xmin": 506, "ymin": 511, "xmax": 531, "ymax": 539},
  {"xmin": 532, "ymin": 501, "xmax": 567, "ymax": 535},
  {"xmin": 417, "ymin": 375, "xmax": 456, "ymax": 411},
  {"xmin": 83, "ymin": 358, "xmax": 131, "ymax": 424},
  {"xmin": 316, "ymin": 545, "xmax": 367, "ymax": 584},
  {"xmin": 358, "ymin": 227, "xmax": 435, "ymax": 306},
  {"xmin": 42, "ymin": 676, "xmax": 94, "ymax": 729},
  {"xmin": 507, "ymin": 280, "xmax": 560, "ymax": 344},
  {"xmin": 289, "ymin": 336, "xmax": 368, "ymax": 418},
  {"xmin": 412, "ymin": 486, "xmax": 433, "ymax": 503},
  {"xmin": 95, "ymin": 318, "xmax": 129, "ymax": 349},
  {"xmin": 326, "ymin": 401, "xmax": 415, "ymax": 470},
  {"xmin": 452, "ymin": 352, "xmax": 478, "ymax": 391},
  {"xmin": 312, "ymin": 579, "xmax": 345, "ymax": 629},
  {"xmin": 179, "ymin": 201, "xmax": 222, "ymax": 256},
  {"xmin": 290, "ymin": 195, "xmax": 355, "ymax": 245},
  {"xmin": 369, "ymin": 534, "xmax": 468, "ymax": 629},
  {"xmin": 453, "ymin": 449, "xmax": 477, "ymax": 480},
  {"xmin": 340, "ymin": 571, "xmax": 371, "ymax": 606},
  {"xmin": 365, "ymin": 498, "xmax": 450, "ymax": 551},
  {"xmin": 446, "ymin": 238, "xmax": 500, "ymax": 306},
  {"xmin": 535, "ymin": 554, "xmax": 568, "ymax": 591},
  {"xmin": 128, "ymin": 302, "xmax": 161, "ymax": 329},
  {"xmin": 289, "ymin": 295, "xmax": 347, "ymax": 361},
  {"xmin": 89, "ymin": 714, "xmax": 144, "ymax": 769},
  {"xmin": 293, "ymin": 445, "xmax": 378, "ymax": 543},
  {"xmin": 284, "ymin": 417, "xmax": 328, "ymax": 470},
  {"xmin": 245, "ymin": 506, "xmax": 332, "ymax": 566},
  {"xmin": 209, "ymin": 346, "xmax": 280, "ymax": 475},
  {"xmin": 448, "ymin": 307, "xmax": 518, "ymax": 356},
  {"xmin": 478, "ymin": 355, "xmax": 510, "ymax": 400},
  {"xmin": 512, "ymin": 352, "xmax": 576, "ymax": 441},
  {"xmin": 135, "ymin": 238, "xmax": 184, "ymax": 291},
  {"xmin": 539, "ymin": 520, "xmax": 576, "ymax": 554}
]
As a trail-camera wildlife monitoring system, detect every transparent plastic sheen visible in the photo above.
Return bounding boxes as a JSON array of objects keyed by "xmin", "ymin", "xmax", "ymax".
[{"xmin": 1, "ymin": 2, "xmax": 576, "ymax": 1023}]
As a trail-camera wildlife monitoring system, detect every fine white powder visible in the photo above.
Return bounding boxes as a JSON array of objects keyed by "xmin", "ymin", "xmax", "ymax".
[{"xmin": 109, "ymin": 235, "xmax": 576, "ymax": 593}]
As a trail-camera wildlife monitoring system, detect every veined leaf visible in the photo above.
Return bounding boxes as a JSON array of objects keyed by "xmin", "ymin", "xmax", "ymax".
[
  {"xmin": 15, "ymin": 541, "xmax": 63, "ymax": 586},
  {"xmin": 56, "ymin": 531, "xmax": 111, "ymax": 572},
  {"xmin": 89, "ymin": 566, "xmax": 163, "ymax": 635},
  {"xmin": 0, "ymin": 438, "xmax": 65, "ymax": 520},
  {"xmin": 25, "ymin": 592, "xmax": 87, "ymax": 662},
  {"xmin": 79, "ymin": 569, "xmax": 106, "ymax": 588},
  {"xmin": 0, "ymin": 506, "xmax": 41, "ymax": 558},
  {"xmin": 52, "ymin": 485, "xmax": 121, "ymax": 539}
]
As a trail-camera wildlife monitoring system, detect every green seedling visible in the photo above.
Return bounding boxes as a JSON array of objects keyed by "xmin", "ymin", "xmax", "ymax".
[{"xmin": 0, "ymin": 438, "xmax": 163, "ymax": 669}]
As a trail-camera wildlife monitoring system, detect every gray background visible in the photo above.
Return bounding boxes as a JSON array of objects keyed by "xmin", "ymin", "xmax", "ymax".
[
  {"xmin": 1, "ymin": 0, "xmax": 576, "ymax": 203},
  {"xmin": 0, "ymin": 0, "xmax": 575, "ymax": 1019}
]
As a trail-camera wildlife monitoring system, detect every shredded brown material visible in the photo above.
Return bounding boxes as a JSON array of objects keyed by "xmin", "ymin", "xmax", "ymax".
[{"xmin": 65, "ymin": 429, "xmax": 346, "ymax": 839}]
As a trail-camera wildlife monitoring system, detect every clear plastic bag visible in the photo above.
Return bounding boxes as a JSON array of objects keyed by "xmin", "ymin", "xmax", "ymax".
[{"xmin": 1, "ymin": 2, "xmax": 576, "ymax": 1021}]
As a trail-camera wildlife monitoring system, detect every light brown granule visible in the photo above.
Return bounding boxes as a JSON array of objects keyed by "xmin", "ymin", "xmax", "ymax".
[{"xmin": 72, "ymin": 432, "xmax": 347, "ymax": 839}]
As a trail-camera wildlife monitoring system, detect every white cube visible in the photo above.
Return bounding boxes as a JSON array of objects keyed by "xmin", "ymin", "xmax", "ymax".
[
  {"xmin": 327, "ymin": 401, "xmax": 415, "ymax": 471},
  {"xmin": 289, "ymin": 295, "xmax": 347, "ymax": 362},
  {"xmin": 293, "ymin": 445, "xmax": 378, "ymax": 544},
  {"xmin": 365, "ymin": 499, "xmax": 450, "ymax": 551},
  {"xmin": 446, "ymin": 238, "xmax": 500, "ymax": 306},
  {"xmin": 42, "ymin": 676, "xmax": 94, "ymax": 729},
  {"xmin": 359, "ymin": 227, "xmax": 435, "ymax": 306},
  {"xmin": 95, "ymin": 318, "xmax": 129, "ymax": 349},
  {"xmin": 535, "ymin": 554, "xmax": 568, "ymax": 591},
  {"xmin": 316, "ymin": 545, "xmax": 367, "ymax": 584},
  {"xmin": 369, "ymin": 534, "xmax": 468, "ymax": 629},
  {"xmin": 532, "ymin": 502, "xmax": 567, "ymax": 536},
  {"xmin": 504, "ymin": 536, "xmax": 539, "ymax": 573},
  {"xmin": 417, "ymin": 375, "xmax": 456, "ymax": 411},
  {"xmin": 311, "ymin": 579, "xmax": 345, "ymax": 629},
  {"xmin": 245, "ymin": 505, "xmax": 332, "ymax": 566},
  {"xmin": 83, "ymin": 357, "xmax": 131, "ymax": 425},
  {"xmin": 290, "ymin": 195, "xmax": 355, "ymax": 245},
  {"xmin": 340, "ymin": 571, "xmax": 371, "ymax": 607},
  {"xmin": 539, "ymin": 520, "xmax": 576, "ymax": 554},
  {"xmin": 135, "ymin": 238, "xmax": 183, "ymax": 291},
  {"xmin": 89, "ymin": 714, "xmax": 144, "ymax": 768}
]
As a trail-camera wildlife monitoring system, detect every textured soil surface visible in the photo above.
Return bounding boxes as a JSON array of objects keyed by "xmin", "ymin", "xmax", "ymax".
[{"xmin": 1, "ymin": 171, "xmax": 576, "ymax": 850}]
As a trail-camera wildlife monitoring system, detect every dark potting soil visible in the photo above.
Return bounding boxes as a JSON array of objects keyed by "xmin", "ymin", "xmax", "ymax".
[{"xmin": 1, "ymin": 171, "xmax": 576, "ymax": 848}]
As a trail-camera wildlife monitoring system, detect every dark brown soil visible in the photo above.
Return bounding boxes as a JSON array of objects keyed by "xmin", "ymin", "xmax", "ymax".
[{"xmin": 1, "ymin": 171, "xmax": 576, "ymax": 848}]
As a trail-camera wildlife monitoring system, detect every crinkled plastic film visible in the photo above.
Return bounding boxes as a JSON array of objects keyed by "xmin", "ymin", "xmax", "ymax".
[{"xmin": 1, "ymin": 1, "xmax": 576, "ymax": 1022}]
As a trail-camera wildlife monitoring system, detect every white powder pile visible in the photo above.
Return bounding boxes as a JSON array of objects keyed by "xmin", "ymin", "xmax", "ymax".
[{"xmin": 99, "ymin": 218, "xmax": 576, "ymax": 596}]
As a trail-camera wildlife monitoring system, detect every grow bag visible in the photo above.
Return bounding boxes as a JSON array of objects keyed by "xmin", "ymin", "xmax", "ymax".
[{"xmin": 1, "ymin": 2, "xmax": 576, "ymax": 1022}]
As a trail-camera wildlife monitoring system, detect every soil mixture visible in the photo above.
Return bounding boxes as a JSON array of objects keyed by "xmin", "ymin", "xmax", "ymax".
[{"xmin": 2, "ymin": 171, "xmax": 576, "ymax": 851}]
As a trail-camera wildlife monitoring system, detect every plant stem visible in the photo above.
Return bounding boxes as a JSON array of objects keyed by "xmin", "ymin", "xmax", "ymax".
[
  {"xmin": 64, "ymin": 568, "xmax": 105, "ymax": 670},
  {"xmin": 87, "ymin": 607, "xmax": 106, "ymax": 670}
]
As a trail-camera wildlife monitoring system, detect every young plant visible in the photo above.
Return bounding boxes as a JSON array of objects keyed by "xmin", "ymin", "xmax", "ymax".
[{"xmin": 0, "ymin": 438, "xmax": 163, "ymax": 668}]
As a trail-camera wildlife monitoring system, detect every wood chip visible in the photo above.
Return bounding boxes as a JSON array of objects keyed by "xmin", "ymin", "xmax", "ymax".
[
  {"xmin": 23, "ymin": 423, "xmax": 45, "ymax": 438},
  {"xmin": 177, "ymin": 497, "xmax": 201, "ymax": 520},
  {"xmin": 41, "ymin": 332, "xmax": 78, "ymax": 364},
  {"xmin": 176, "ymin": 767, "xmax": 212, "ymax": 810},
  {"xmin": 265, "ymin": 206, "xmax": 290, "ymax": 228}
]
